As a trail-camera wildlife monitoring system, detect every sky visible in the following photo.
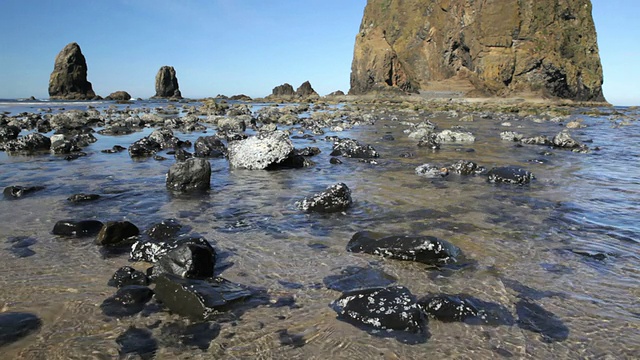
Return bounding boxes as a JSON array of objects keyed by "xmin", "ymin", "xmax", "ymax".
[{"xmin": 0, "ymin": 0, "xmax": 638, "ymax": 105}]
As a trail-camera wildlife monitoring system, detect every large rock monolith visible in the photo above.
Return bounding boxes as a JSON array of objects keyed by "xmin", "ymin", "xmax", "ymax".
[
  {"xmin": 48, "ymin": 42, "xmax": 96, "ymax": 100},
  {"xmin": 153, "ymin": 66, "xmax": 182, "ymax": 99}
]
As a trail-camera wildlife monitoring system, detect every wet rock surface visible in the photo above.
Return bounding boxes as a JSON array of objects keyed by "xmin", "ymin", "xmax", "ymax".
[
  {"xmin": 323, "ymin": 266, "xmax": 397, "ymax": 292},
  {"xmin": 166, "ymin": 157, "xmax": 212, "ymax": 192},
  {"xmin": 108, "ymin": 266, "xmax": 149, "ymax": 288},
  {"xmin": 3, "ymin": 133, "xmax": 51, "ymax": 154},
  {"xmin": 296, "ymin": 183, "xmax": 353, "ymax": 213},
  {"xmin": 330, "ymin": 286, "xmax": 427, "ymax": 343},
  {"xmin": 3, "ymin": 185, "xmax": 45, "ymax": 199},
  {"xmin": 347, "ymin": 231, "xmax": 462, "ymax": 265},
  {"xmin": 67, "ymin": 193, "xmax": 101, "ymax": 203},
  {"xmin": 131, "ymin": 236, "xmax": 211, "ymax": 264},
  {"xmin": 116, "ymin": 326, "xmax": 158, "ymax": 359},
  {"xmin": 100, "ymin": 285, "xmax": 154, "ymax": 317},
  {"xmin": 52, "ymin": 219, "xmax": 104, "ymax": 237},
  {"xmin": 516, "ymin": 299, "xmax": 569, "ymax": 343},
  {"xmin": 330, "ymin": 138, "xmax": 379, "ymax": 159},
  {"xmin": 151, "ymin": 241, "xmax": 216, "ymax": 279},
  {"xmin": 487, "ymin": 166, "xmax": 534, "ymax": 185},
  {"xmin": 95, "ymin": 221, "xmax": 140, "ymax": 247},
  {"xmin": 0, "ymin": 312, "xmax": 42, "ymax": 346},
  {"xmin": 418, "ymin": 294, "xmax": 514, "ymax": 326}
]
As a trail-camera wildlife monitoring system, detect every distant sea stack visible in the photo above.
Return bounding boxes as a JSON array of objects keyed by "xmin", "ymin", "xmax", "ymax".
[
  {"xmin": 153, "ymin": 66, "xmax": 182, "ymax": 99},
  {"xmin": 48, "ymin": 42, "xmax": 96, "ymax": 100},
  {"xmin": 350, "ymin": 0, "xmax": 605, "ymax": 101},
  {"xmin": 269, "ymin": 81, "xmax": 319, "ymax": 99}
]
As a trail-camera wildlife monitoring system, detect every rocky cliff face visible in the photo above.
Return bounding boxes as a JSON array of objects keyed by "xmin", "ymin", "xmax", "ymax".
[
  {"xmin": 48, "ymin": 43, "xmax": 96, "ymax": 100},
  {"xmin": 154, "ymin": 66, "xmax": 182, "ymax": 99},
  {"xmin": 350, "ymin": 0, "xmax": 605, "ymax": 101}
]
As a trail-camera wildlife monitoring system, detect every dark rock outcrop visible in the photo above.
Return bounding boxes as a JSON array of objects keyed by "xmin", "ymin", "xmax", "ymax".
[
  {"xmin": 130, "ymin": 236, "xmax": 211, "ymax": 264},
  {"xmin": 350, "ymin": 0, "xmax": 605, "ymax": 101},
  {"xmin": 487, "ymin": 166, "xmax": 534, "ymax": 185},
  {"xmin": 151, "ymin": 242, "xmax": 216, "ymax": 279},
  {"xmin": 295, "ymin": 81, "xmax": 319, "ymax": 98},
  {"xmin": 2, "ymin": 133, "xmax": 51, "ymax": 154},
  {"xmin": 153, "ymin": 66, "xmax": 182, "ymax": 99},
  {"xmin": 100, "ymin": 285, "xmax": 154, "ymax": 317},
  {"xmin": 346, "ymin": 231, "xmax": 462, "ymax": 265},
  {"xmin": 48, "ymin": 42, "xmax": 96, "ymax": 100},
  {"xmin": 418, "ymin": 294, "xmax": 515, "ymax": 326},
  {"xmin": 166, "ymin": 158, "xmax": 212, "ymax": 192},
  {"xmin": 0, "ymin": 312, "xmax": 42, "ymax": 346},
  {"xmin": 330, "ymin": 286, "xmax": 427, "ymax": 337},
  {"xmin": 194, "ymin": 136, "xmax": 227, "ymax": 158},
  {"xmin": 108, "ymin": 266, "xmax": 149, "ymax": 288},
  {"xmin": 105, "ymin": 91, "xmax": 132, "ymax": 101},
  {"xmin": 95, "ymin": 221, "xmax": 140, "ymax": 247},
  {"xmin": 271, "ymin": 83, "xmax": 295, "ymax": 97},
  {"xmin": 296, "ymin": 183, "xmax": 353, "ymax": 213}
]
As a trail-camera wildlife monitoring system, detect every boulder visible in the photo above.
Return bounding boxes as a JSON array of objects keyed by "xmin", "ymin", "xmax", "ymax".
[
  {"xmin": 116, "ymin": 327, "xmax": 158, "ymax": 359},
  {"xmin": 330, "ymin": 286, "xmax": 426, "ymax": 334},
  {"xmin": 418, "ymin": 294, "xmax": 514, "ymax": 326},
  {"xmin": 295, "ymin": 81, "xmax": 319, "ymax": 98},
  {"xmin": 166, "ymin": 158, "xmax": 211, "ymax": 192},
  {"xmin": 145, "ymin": 218, "xmax": 184, "ymax": 242},
  {"xmin": 3, "ymin": 185, "xmax": 45, "ymax": 199},
  {"xmin": 153, "ymin": 274, "xmax": 254, "ymax": 320},
  {"xmin": 108, "ymin": 266, "xmax": 150, "ymax": 288},
  {"xmin": 487, "ymin": 166, "xmax": 534, "ymax": 185},
  {"xmin": 0, "ymin": 312, "xmax": 42, "ymax": 346},
  {"xmin": 330, "ymin": 138, "xmax": 379, "ymax": 159},
  {"xmin": 3, "ymin": 133, "xmax": 51, "ymax": 154},
  {"xmin": 194, "ymin": 136, "xmax": 227, "ymax": 158},
  {"xmin": 296, "ymin": 183, "xmax": 353, "ymax": 213},
  {"xmin": 0, "ymin": 125, "xmax": 20, "ymax": 142},
  {"xmin": 130, "ymin": 236, "xmax": 211, "ymax": 263},
  {"xmin": 52, "ymin": 219, "xmax": 104, "ymax": 237},
  {"xmin": 105, "ymin": 91, "xmax": 132, "ymax": 101},
  {"xmin": 100, "ymin": 285, "xmax": 154, "ymax": 317},
  {"xmin": 148, "ymin": 128, "xmax": 181, "ymax": 149},
  {"xmin": 95, "ymin": 221, "xmax": 140, "ymax": 246},
  {"xmin": 228, "ymin": 131, "xmax": 294, "ymax": 170},
  {"xmin": 153, "ymin": 66, "xmax": 182, "ymax": 99},
  {"xmin": 217, "ymin": 117, "xmax": 246, "ymax": 133},
  {"xmin": 435, "ymin": 130, "xmax": 476, "ymax": 143},
  {"xmin": 415, "ymin": 164, "xmax": 449, "ymax": 178},
  {"xmin": 128, "ymin": 137, "xmax": 161, "ymax": 157},
  {"xmin": 151, "ymin": 242, "xmax": 216, "ymax": 279},
  {"xmin": 346, "ymin": 231, "xmax": 461, "ymax": 265},
  {"xmin": 48, "ymin": 42, "xmax": 96, "ymax": 100},
  {"xmin": 552, "ymin": 130, "xmax": 588, "ymax": 152}
]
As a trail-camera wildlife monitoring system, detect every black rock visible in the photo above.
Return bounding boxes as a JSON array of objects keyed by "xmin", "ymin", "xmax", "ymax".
[
  {"xmin": 108, "ymin": 266, "xmax": 149, "ymax": 288},
  {"xmin": 131, "ymin": 236, "xmax": 211, "ymax": 263},
  {"xmin": 323, "ymin": 266, "xmax": 396, "ymax": 292},
  {"xmin": 194, "ymin": 136, "xmax": 227, "ymax": 158},
  {"xmin": 146, "ymin": 219, "xmax": 184, "ymax": 242},
  {"xmin": 329, "ymin": 157, "xmax": 343, "ymax": 164},
  {"xmin": 95, "ymin": 221, "xmax": 140, "ymax": 247},
  {"xmin": 128, "ymin": 137, "xmax": 161, "ymax": 157},
  {"xmin": 330, "ymin": 138, "xmax": 379, "ymax": 159},
  {"xmin": 67, "ymin": 193, "xmax": 100, "ymax": 202},
  {"xmin": 166, "ymin": 158, "xmax": 211, "ymax": 192},
  {"xmin": 100, "ymin": 285, "xmax": 154, "ymax": 317},
  {"xmin": 154, "ymin": 274, "xmax": 253, "ymax": 320},
  {"xmin": 0, "ymin": 125, "xmax": 20, "ymax": 142},
  {"xmin": 346, "ymin": 231, "xmax": 461, "ymax": 265},
  {"xmin": 418, "ymin": 294, "xmax": 515, "ymax": 326},
  {"xmin": 295, "ymin": 146, "xmax": 321, "ymax": 157},
  {"xmin": 173, "ymin": 148, "xmax": 193, "ymax": 162},
  {"xmin": 0, "ymin": 312, "xmax": 42, "ymax": 346},
  {"xmin": 487, "ymin": 166, "xmax": 534, "ymax": 185},
  {"xmin": 516, "ymin": 299, "xmax": 569, "ymax": 343},
  {"xmin": 3, "ymin": 185, "xmax": 45, "ymax": 199},
  {"xmin": 296, "ymin": 183, "xmax": 353, "ymax": 213},
  {"xmin": 116, "ymin": 326, "xmax": 158, "ymax": 360},
  {"xmin": 52, "ymin": 219, "xmax": 104, "ymax": 237},
  {"xmin": 151, "ymin": 242, "xmax": 216, "ymax": 279},
  {"xmin": 330, "ymin": 286, "xmax": 427, "ymax": 339},
  {"xmin": 3, "ymin": 133, "xmax": 51, "ymax": 153}
]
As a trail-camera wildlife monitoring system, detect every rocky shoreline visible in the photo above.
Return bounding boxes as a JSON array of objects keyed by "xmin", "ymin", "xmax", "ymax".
[{"xmin": 0, "ymin": 95, "xmax": 636, "ymax": 358}]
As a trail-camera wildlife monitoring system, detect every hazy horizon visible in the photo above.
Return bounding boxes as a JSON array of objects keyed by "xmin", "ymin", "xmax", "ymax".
[{"xmin": 0, "ymin": 0, "xmax": 638, "ymax": 105}]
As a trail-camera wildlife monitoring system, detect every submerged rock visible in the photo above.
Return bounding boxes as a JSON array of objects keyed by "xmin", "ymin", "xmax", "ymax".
[
  {"xmin": 116, "ymin": 327, "xmax": 158, "ymax": 359},
  {"xmin": 330, "ymin": 138, "xmax": 379, "ymax": 159},
  {"xmin": 330, "ymin": 286, "xmax": 426, "ymax": 334},
  {"xmin": 95, "ymin": 221, "xmax": 140, "ymax": 247},
  {"xmin": 105, "ymin": 91, "xmax": 132, "ymax": 101},
  {"xmin": 436, "ymin": 130, "xmax": 476, "ymax": 143},
  {"xmin": 347, "ymin": 231, "xmax": 461, "ymax": 265},
  {"xmin": 108, "ymin": 266, "xmax": 149, "ymax": 288},
  {"xmin": 418, "ymin": 294, "xmax": 514, "ymax": 326},
  {"xmin": 154, "ymin": 274, "xmax": 254, "ymax": 320},
  {"xmin": 52, "ymin": 219, "xmax": 104, "ymax": 237},
  {"xmin": 0, "ymin": 312, "xmax": 42, "ymax": 346},
  {"xmin": 100, "ymin": 285, "xmax": 154, "ymax": 317},
  {"xmin": 3, "ymin": 185, "xmax": 45, "ymax": 199},
  {"xmin": 67, "ymin": 193, "xmax": 100, "ymax": 203},
  {"xmin": 296, "ymin": 183, "xmax": 353, "ymax": 213},
  {"xmin": 323, "ymin": 266, "xmax": 396, "ymax": 292},
  {"xmin": 166, "ymin": 158, "xmax": 212, "ymax": 192},
  {"xmin": 447, "ymin": 160, "xmax": 486, "ymax": 175},
  {"xmin": 487, "ymin": 166, "xmax": 534, "ymax": 185},
  {"xmin": 228, "ymin": 131, "xmax": 294, "ymax": 170},
  {"xmin": 516, "ymin": 299, "xmax": 569, "ymax": 343}
]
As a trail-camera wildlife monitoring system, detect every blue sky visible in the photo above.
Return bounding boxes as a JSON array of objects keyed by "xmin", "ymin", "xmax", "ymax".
[{"xmin": 0, "ymin": 0, "xmax": 637, "ymax": 105}]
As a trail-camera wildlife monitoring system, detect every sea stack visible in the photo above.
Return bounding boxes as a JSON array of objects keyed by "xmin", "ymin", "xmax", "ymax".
[
  {"xmin": 153, "ymin": 66, "xmax": 182, "ymax": 99},
  {"xmin": 48, "ymin": 42, "xmax": 96, "ymax": 100},
  {"xmin": 350, "ymin": 0, "xmax": 605, "ymax": 101}
]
